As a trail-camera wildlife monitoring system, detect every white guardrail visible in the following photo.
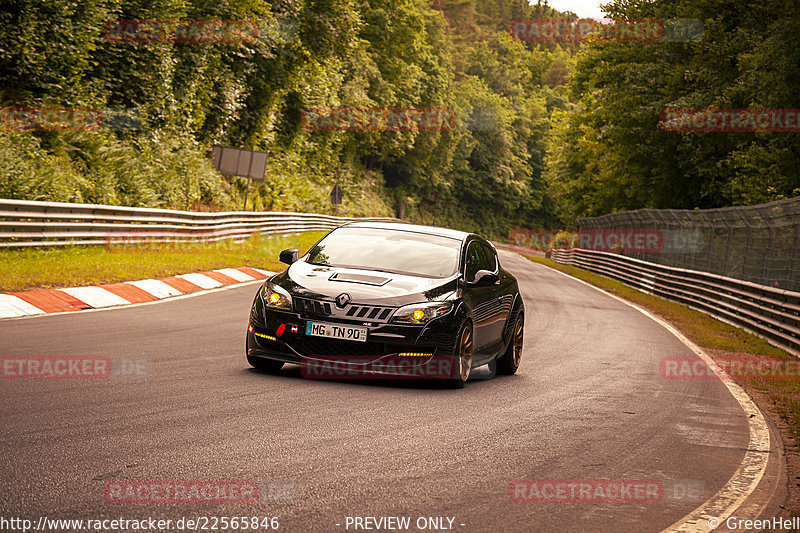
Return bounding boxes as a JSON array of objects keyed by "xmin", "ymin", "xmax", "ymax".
[
  {"xmin": 0, "ymin": 198, "xmax": 400, "ymax": 248},
  {"xmin": 546, "ymin": 248, "xmax": 800, "ymax": 356}
]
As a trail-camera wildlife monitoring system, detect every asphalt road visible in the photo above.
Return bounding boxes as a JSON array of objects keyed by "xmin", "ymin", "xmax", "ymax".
[{"xmin": 0, "ymin": 252, "xmax": 757, "ymax": 532}]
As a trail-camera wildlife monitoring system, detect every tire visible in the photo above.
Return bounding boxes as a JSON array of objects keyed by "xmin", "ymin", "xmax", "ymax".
[
  {"xmin": 496, "ymin": 312, "xmax": 523, "ymax": 375},
  {"xmin": 445, "ymin": 323, "xmax": 473, "ymax": 388},
  {"xmin": 247, "ymin": 355, "xmax": 284, "ymax": 373}
]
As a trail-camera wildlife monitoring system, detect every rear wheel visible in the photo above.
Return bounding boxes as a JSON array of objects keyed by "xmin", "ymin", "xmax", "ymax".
[
  {"xmin": 497, "ymin": 313, "xmax": 523, "ymax": 375},
  {"xmin": 247, "ymin": 355, "xmax": 284, "ymax": 373},
  {"xmin": 446, "ymin": 323, "xmax": 473, "ymax": 388}
]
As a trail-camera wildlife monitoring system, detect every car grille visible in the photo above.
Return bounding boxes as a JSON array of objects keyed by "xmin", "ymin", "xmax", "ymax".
[
  {"xmin": 294, "ymin": 298, "xmax": 333, "ymax": 316},
  {"xmin": 294, "ymin": 297, "xmax": 395, "ymax": 323},
  {"xmin": 343, "ymin": 305, "xmax": 393, "ymax": 321}
]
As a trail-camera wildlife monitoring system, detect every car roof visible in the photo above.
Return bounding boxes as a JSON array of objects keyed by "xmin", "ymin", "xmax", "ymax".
[{"xmin": 340, "ymin": 221, "xmax": 473, "ymax": 242}]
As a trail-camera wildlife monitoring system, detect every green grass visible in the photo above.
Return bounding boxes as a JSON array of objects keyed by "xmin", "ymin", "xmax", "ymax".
[
  {"xmin": 1, "ymin": 232, "xmax": 326, "ymax": 292},
  {"xmin": 524, "ymin": 254, "xmax": 800, "ymax": 444}
]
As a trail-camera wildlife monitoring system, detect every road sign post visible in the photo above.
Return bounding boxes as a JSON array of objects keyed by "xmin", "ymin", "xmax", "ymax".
[
  {"xmin": 210, "ymin": 146, "xmax": 268, "ymax": 211},
  {"xmin": 330, "ymin": 183, "xmax": 343, "ymax": 215}
]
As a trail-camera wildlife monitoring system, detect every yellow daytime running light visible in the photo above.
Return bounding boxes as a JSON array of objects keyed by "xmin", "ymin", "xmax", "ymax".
[
  {"xmin": 398, "ymin": 352, "xmax": 433, "ymax": 357},
  {"xmin": 254, "ymin": 332, "xmax": 277, "ymax": 341},
  {"xmin": 268, "ymin": 292, "xmax": 282, "ymax": 304},
  {"xmin": 412, "ymin": 309, "xmax": 425, "ymax": 321}
]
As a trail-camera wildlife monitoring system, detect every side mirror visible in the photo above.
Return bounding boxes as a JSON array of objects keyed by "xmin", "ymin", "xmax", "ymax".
[
  {"xmin": 469, "ymin": 269, "xmax": 499, "ymax": 286},
  {"xmin": 279, "ymin": 248, "xmax": 299, "ymax": 265}
]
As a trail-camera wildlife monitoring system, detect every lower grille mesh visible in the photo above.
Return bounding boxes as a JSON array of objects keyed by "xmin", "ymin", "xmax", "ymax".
[{"xmin": 288, "ymin": 337, "xmax": 389, "ymax": 357}]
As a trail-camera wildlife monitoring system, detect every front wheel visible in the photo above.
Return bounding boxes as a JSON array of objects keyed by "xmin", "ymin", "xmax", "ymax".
[
  {"xmin": 446, "ymin": 323, "xmax": 473, "ymax": 388},
  {"xmin": 496, "ymin": 313, "xmax": 523, "ymax": 375}
]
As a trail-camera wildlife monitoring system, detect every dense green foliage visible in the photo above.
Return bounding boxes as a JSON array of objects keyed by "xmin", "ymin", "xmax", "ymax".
[
  {"xmin": 3, "ymin": 0, "xmax": 797, "ymax": 234},
  {"xmin": 0, "ymin": 0, "xmax": 572, "ymax": 236},
  {"xmin": 546, "ymin": 0, "xmax": 800, "ymax": 221}
]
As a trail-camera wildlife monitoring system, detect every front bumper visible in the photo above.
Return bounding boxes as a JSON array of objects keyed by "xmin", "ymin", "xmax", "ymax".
[{"xmin": 246, "ymin": 305, "xmax": 460, "ymax": 379}]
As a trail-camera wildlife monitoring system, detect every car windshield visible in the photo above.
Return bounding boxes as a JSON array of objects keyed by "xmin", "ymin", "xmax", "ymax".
[{"xmin": 306, "ymin": 227, "xmax": 461, "ymax": 278}]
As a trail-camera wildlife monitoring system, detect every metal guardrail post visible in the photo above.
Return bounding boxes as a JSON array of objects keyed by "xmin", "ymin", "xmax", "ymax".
[{"xmin": 741, "ymin": 217, "xmax": 753, "ymax": 281}]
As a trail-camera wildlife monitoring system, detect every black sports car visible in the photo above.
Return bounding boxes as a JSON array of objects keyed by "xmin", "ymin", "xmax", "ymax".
[{"xmin": 246, "ymin": 222, "xmax": 524, "ymax": 387}]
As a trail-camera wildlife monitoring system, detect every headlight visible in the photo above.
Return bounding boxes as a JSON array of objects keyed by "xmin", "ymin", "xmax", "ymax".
[
  {"xmin": 261, "ymin": 282, "xmax": 292, "ymax": 310},
  {"xmin": 391, "ymin": 302, "xmax": 453, "ymax": 324}
]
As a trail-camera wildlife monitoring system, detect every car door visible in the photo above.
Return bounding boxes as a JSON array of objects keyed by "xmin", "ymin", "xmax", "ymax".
[
  {"xmin": 480, "ymin": 242, "xmax": 511, "ymax": 350},
  {"xmin": 462, "ymin": 239, "xmax": 501, "ymax": 358}
]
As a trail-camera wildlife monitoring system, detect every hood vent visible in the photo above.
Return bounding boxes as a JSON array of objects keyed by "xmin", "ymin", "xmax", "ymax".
[{"xmin": 329, "ymin": 272, "xmax": 391, "ymax": 286}]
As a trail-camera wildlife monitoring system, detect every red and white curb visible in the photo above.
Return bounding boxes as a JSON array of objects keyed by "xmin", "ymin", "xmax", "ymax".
[{"xmin": 0, "ymin": 267, "xmax": 275, "ymax": 319}]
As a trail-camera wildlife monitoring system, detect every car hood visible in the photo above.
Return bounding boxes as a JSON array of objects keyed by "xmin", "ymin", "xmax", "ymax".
[{"xmin": 272, "ymin": 260, "xmax": 459, "ymax": 306}]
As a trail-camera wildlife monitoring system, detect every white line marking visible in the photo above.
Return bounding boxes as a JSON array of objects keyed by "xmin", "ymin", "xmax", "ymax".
[
  {"xmin": 214, "ymin": 268, "xmax": 255, "ymax": 282},
  {"xmin": 60, "ymin": 286, "xmax": 131, "ymax": 308},
  {"xmin": 0, "ymin": 294, "xmax": 46, "ymax": 318},
  {"xmin": 125, "ymin": 279, "xmax": 183, "ymax": 299},
  {"xmin": 176, "ymin": 273, "xmax": 222, "ymax": 289},
  {"xmin": 525, "ymin": 257, "xmax": 771, "ymax": 533}
]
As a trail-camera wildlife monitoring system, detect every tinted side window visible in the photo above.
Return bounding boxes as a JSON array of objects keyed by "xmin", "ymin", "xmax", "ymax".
[
  {"xmin": 464, "ymin": 241, "xmax": 483, "ymax": 281},
  {"xmin": 480, "ymin": 243, "xmax": 497, "ymax": 272}
]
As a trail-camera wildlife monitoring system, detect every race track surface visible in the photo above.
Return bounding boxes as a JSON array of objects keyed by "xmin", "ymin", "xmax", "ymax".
[{"xmin": 0, "ymin": 252, "xmax": 754, "ymax": 532}]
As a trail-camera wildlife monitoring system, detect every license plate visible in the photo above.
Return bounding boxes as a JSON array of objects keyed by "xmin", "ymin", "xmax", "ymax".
[{"xmin": 305, "ymin": 321, "xmax": 368, "ymax": 343}]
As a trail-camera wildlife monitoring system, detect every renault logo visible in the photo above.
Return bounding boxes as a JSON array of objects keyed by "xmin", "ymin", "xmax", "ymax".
[{"xmin": 335, "ymin": 293, "xmax": 351, "ymax": 308}]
